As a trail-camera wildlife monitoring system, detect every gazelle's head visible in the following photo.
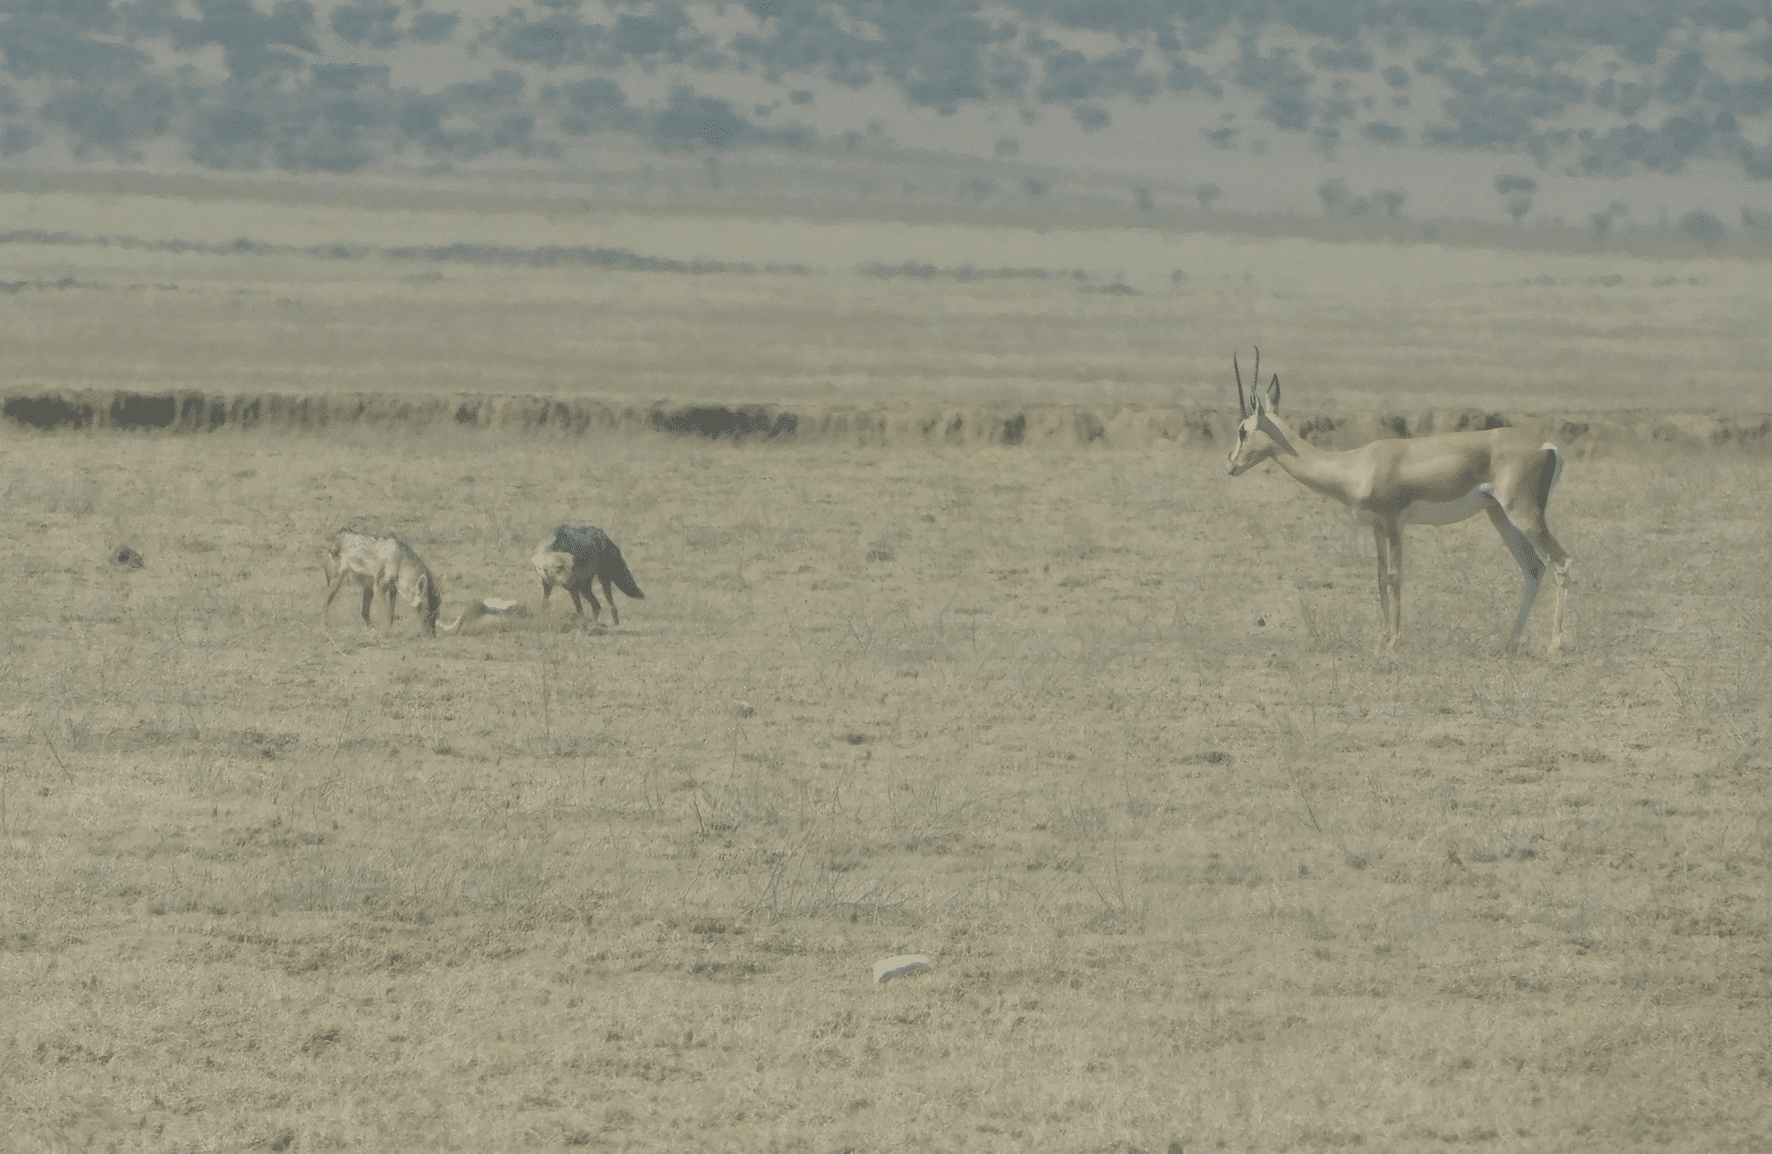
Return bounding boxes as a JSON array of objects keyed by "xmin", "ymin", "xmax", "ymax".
[{"xmin": 1226, "ymin": 349, "xmax": 1283, "ymax": 476}]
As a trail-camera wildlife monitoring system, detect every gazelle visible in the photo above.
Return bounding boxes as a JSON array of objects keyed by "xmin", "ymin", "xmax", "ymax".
[
  {"xmin": 439, "ymin": 598, "xmax": 526, "ymax": 633},
  {"xmin": 1225, "ymin": 351, "xmax": 1572, "ymax": 654}
]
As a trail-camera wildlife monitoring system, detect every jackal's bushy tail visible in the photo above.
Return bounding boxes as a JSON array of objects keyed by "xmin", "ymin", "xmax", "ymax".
[{"xmin": 609, "ymin": 547, "xmax": 644, "ymax": 600}]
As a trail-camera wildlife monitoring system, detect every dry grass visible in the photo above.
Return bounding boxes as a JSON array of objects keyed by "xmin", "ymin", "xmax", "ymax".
[
  {"xmin": 2, "ymin": 423, "xmax": 1768, "ymax": 1153},
  {"xmin": 2, "ymin": 175, "xmax": 1770, "ymax": 1152}
]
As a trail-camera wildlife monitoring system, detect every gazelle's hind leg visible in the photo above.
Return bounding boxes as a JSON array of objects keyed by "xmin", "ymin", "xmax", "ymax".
[
  {"xmin": 1482, "ymin": 443, "xmax": 1573, "ymax": 653},
  {"xmin": 1502, "ymin": 448, "xmax": 1573, "ymax": 652},
  {"xmin": 1486, "ymin": 503, "xmax": 1544, "ymax": 652},
  {"xmin": 1524, "ymin": 447, "xmax": 1573, "ymax": 652},
  {"xmin": 1532, "ymin": 527, "xmax": 1572, "ymax": 653},
  {"xmin": 1547, "ymin": 551, "xmax": 1571, "ymax": 652},
  {"xmin": 1488, "ymin": 500, "xmax": 1573, "ymax": 653}
]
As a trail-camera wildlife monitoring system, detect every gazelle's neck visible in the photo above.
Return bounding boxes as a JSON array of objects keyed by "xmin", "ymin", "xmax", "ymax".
[{"xmin": 1259, "ymin": 412, "xmax": 1360, "ymax": 507}]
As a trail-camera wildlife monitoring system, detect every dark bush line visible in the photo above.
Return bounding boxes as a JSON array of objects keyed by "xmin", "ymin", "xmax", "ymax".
[
  {"xmin": 0, "ymin": 229, "xmax": 808, "ymax": 276},
  {"xmin": 860, "ymin": 261, "xmax": 1088, "ymax": 282},
  {"xmin": 648, "ymin": 405, "xmax": 798, "ymax": 439},
  {"xmin": 0, "ymin": 276, "xmax": 87, "ymax": 292},
  {"xmin": 0, "ymin": 229, "xmax": 282, "ymax": 255},
  {"xmin": 4, "ymin": 395, "xmax": 94, "ymax": 429},
  {"xmin": 7, "ymin": 389, "xmax": 1769, "ymax": 451},
  {"xmin": 2, "ymin": 390, "xmax": 807, "ymax": 440},
  {"xmin": 3, "ymin": 390, "xmax": 1011, "ymax": 444},
  {"xmin": 384, "ymin": 243, "xmax": 807, "ymax": 275},
  {"xmin": 5, "ymin": 393, "xmax": 252, "ymax": 431}
]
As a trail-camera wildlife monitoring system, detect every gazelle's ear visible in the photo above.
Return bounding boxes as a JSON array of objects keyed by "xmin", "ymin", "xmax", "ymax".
[{"xmin": 1266, "ymin": 373, "xmax": 1281, "ymax": 412}]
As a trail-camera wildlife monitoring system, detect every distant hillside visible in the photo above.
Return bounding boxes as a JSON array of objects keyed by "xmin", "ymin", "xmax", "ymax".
[{"xmin": 5, "ymin": 1, "xmax": 1772, "ymax": 232}]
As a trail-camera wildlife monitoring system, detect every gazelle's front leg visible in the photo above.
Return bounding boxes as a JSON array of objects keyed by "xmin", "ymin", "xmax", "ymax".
[
  {"xmin": 1383, "ymin": 523, "xmax": 1404, "ymax": 652},
  {"xmin": 1372, "ymin": 523, "xmax": 1392, "ymax": 651},
  {"xmin": 1372, "ymin": 522, "xmax": 1404, "ymax": 653}
]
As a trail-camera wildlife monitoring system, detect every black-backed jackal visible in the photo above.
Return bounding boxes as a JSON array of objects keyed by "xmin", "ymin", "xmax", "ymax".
[
  {"xmin": 322, "ymin": 530, "xmax": 443, "ymax": 636},
  {"xmin": 530, "ymin": 524, "xmax": 645, "ymax": 626}
]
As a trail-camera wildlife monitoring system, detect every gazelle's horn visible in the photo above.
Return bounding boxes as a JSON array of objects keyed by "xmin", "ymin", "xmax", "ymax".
[
  {"xmin": 1234, "ymin": 352, "xmax": 1248, "ymax": 416},
  {"xmin": 1252, "ymin": 347, "xmax": 1260, "ymax": 409}
]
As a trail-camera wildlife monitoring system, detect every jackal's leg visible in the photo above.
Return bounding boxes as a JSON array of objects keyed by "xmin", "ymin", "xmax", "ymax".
[
  {"xmin": 321, "ymin": 571, "xmax": 350, "ymax": 624},
  {"xmin": 601, "ymin": 578, "xmax": 619, "ymax": 626}
]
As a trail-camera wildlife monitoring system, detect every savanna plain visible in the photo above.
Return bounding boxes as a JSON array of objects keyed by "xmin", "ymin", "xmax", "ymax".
[{"xmin": 2, "ymin": 171, "xmax": 1770, "ymax": 1152}]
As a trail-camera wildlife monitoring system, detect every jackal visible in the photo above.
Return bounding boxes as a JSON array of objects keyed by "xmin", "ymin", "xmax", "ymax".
[
  {"xmin": 530, "ymin": 524, "xmax": 644, "ymax": 626},
  {"xmin": 322, "ymin": 530, "xmax": 442, "ymax": 636}
]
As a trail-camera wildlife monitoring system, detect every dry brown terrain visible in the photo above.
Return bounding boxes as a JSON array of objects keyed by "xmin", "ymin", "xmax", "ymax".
[{"xmin": 2, "ymin": 174, "xmax": 1769, "ymax": 1152}]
